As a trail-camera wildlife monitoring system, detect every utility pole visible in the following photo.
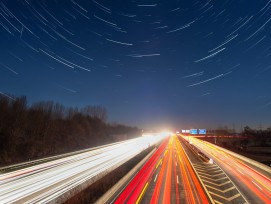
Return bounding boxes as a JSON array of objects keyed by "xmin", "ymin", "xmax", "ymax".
[{"xmin": 215, "ymin": 135, "xmax": 217, "ymax": 144}]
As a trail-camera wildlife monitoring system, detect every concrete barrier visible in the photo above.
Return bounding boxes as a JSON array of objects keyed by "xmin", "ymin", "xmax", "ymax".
[{"xmin": 181, "ymin": 137, "xmax": 211, "ymax": 163}]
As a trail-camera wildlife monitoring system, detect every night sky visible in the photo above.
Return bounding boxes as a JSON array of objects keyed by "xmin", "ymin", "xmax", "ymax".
[{"xmin": 1, "ymin": 0, "xmax": 271, "ymax": 130}]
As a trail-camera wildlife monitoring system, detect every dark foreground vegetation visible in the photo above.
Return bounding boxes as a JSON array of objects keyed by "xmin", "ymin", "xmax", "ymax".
[{"xmin": 0, "ymin": 95, "xmax": 140, "ymax": 166}]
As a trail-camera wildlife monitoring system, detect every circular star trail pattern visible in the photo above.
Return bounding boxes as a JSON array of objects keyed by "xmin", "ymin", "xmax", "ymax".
[{"xmin": 0, "ymin": 0, "xmax": 271, "ymax": 129}]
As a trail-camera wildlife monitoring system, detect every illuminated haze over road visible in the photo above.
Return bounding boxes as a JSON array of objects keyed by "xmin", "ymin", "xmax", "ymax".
[{"xmin": 1, "ymin": 0, "xmax": 271, "ymax": 129}]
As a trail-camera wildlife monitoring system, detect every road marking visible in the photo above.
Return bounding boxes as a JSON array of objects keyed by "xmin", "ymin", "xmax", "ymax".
[
  {"xmin": 154, "ymin": 174, "xmax": 158, "ymax": 183},
  {"xmin": 194, "ymin": 163, "xmax": 249, "ymax": 204},
  {"xmin": 156, "ymin": 159, "xmax": 162, "ymax": 169},
  {"xmin": 212, "ymin": 169, "xmax": 223, "ymax": 173},
  {"xmin": 193, "ymin": 164, "xmax": 219, "ymax": 171},
  {"xmin": 202, "ymin": 179, "xmax": 231, "ymax": 186},
  {"xmin": 184, "ymin": 138, "xmax": 250, "ymax": 204},
  {"xmin": 179, "ymin": 146, "xmax": 215, "ymax": 204},
  {"xmin": 209, "ymin": 192, "xmax": 240, "ymax": 201},
  {"xmin": 136, "ymin": 182, "xmax": 149, "ymax": 204},
  {"xmin": 200, "ymin": 175, "xmax": 228, "ymax": 182},
  {"xmin": 193, "ymin": 164, "xmax": 220, "ymax": 171},
  {"xmin": 193, "ymin": 167, "xmax": 208, "ymax": 172},
  {"xmin": 197, "ymin": 171, "xmax": 225, "ymax": 177},
  {"xmin": 194, "ymin": 167, "xmax": 220, "ymax": 174},
  {"xmin": 205, "ymin": 185, "xmax": 236, "ymax": 193},
  {"xmin": 214, "ymin": 200, "xmax": 223, "ymax": 204}
]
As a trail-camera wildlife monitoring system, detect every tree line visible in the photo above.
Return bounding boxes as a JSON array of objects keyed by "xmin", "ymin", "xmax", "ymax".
[
  {"xmin": 0, "ymin": 95, "xmax": 140, "ymax": 166},
  {"xmin": 241, "ymin": 126, "xmax": 271, "ymax": 147}
]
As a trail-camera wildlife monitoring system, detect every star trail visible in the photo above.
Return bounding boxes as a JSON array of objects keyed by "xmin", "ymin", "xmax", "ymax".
[{"xmin": 0, "ymin": 0, "xmax": 271, "ymax": 129}]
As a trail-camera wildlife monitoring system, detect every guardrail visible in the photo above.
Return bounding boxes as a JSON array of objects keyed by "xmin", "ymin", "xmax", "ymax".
[
  {"xmin": 0, "ymin": 141, "xmax": 125, "ymax": 173},
  {"xmin": 180, "ymin": 136, "xmax": 212, "ymax": 163},
  {"xmin": 0, "ymin": 135, "xmax": 168, "ymax": 203}
]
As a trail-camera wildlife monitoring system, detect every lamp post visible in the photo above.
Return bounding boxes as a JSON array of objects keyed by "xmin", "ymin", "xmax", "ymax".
[{"xmin": 214, "ymin": 135, "xmax": 217, "ymax": 144}]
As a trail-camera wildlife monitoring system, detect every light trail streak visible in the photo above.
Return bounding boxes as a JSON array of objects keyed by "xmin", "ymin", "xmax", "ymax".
[
  {"xmin": 150, "ymin": 144, "xmax": 169, "ymax": 203},
  {"xmin": 163, "ymin": 138, "xmax": 173, "ymax": 203},
  {"xmin": 208, "ymin": 34, "xmax": 238, "ymax": 53},
  {"xmin": 194, "ymin": 48, "xmax": 225, "ymax": 62},
  {"xmin": 39, "ymin": 48, "xmax": 74, "ymax": 68},
  {"xmin": 189, "ymin": 137, "xmax": 271, "ymax": 203},
  {"xmin": 175, "ymin": 136, "xmax": 210, "ymax": 203},
  {"xmin": 116, "ymin": 135, "xmax": 213, "ymax": 203},
  {"xmin": 0, "ymin": 91, "xmax": 15, "ymax": 101},
  {"xmin": 0, "ymin": 135, "xmax": 166, "ymax": 203},
  {"xmin": 187, "ymin": 72, "xmax": 231, "ymax": 87},
  {"xmin": 114, "ymin": 138, "xmax": 169, "ymax": 204},
  {"xmin": 176, "ymin": 141, "xmax": 196, "ymax": 203},
  {"xmin": 106, "ymin": 38, "xmax": 133, "ymax": 46}
]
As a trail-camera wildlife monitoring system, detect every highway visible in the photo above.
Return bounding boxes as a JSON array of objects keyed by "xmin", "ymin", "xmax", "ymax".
[
  {"xmin": 0, "ymin": 135, "xmax": 166, "ymax": 203},
  {"xmin": 112, "ymin": 135, "xmax": 271, "ymax": 204},
  {"xmin": 113, "ymin": 135, "xmax": 210, "ymax": 204},
  {"xmin": 1, "ymin": 133, "xmax": 271, "ymax": 204},
  {"xmin": 185, "ymin": 136, "xmax": 271, "ymax": 204}
]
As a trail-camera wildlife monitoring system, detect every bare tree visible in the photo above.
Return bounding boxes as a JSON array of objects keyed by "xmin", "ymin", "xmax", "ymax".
[{"xmin": 81, "ymin": 105, "xmax": 107, "ymax": 122}]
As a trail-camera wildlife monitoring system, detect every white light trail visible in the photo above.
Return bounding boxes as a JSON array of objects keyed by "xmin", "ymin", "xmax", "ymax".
[{"xmin": 0, "ymin": 134, "xmax": 167, "ymax": 203}]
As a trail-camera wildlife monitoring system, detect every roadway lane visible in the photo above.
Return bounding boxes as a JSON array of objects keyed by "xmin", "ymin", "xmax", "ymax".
[
  {"xmin": 0, "ymin": 135, "xmax": 166, "ymax": 203},
  {"xmin": 179, "ymin": 136, "xmax": 249, "ymax": 204},
  {"xmin": 113, "ymin": 137, "xmax": 170, "ymax": 204},
  {"xmin": 187, "ymin": 136, "xmax": 271, "ymax": 204},
  {"xmin": 174, "ymin": 136, "xmax": 209, "ymax": 203},
  {"xmin": 114, "ymin": 135, "xmax": 210, "ymax": 204}
]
